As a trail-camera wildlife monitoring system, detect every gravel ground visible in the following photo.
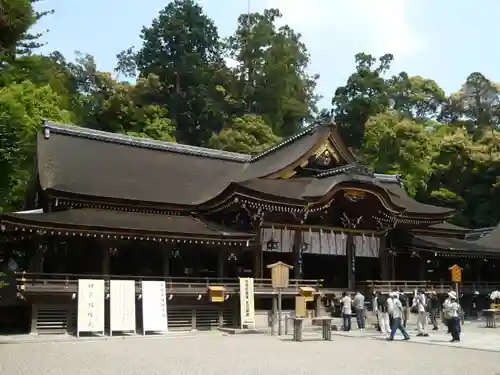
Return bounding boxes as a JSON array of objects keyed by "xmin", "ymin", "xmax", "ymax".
[{"xmin": 1, "ymin": 331, "xmax": 499, "ymax": 375}]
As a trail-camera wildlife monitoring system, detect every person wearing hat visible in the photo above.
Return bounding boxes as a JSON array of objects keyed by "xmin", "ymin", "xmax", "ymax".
[
  {"xmin": 386, "ymin": 292, "xmax": 410, "ymax": 341},
  {"xmin": 443, "ymin": 291, "xmax": 461, "ymax": 342}
]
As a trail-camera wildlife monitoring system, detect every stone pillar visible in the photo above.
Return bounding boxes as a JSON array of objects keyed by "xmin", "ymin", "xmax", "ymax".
[
  {"xmin": 379, "ymin": 234, "xmax": 389, "ymax": 280},
  {"xmin": 346, "ymin": 233, "xmax": 356, "ymax": 290}
]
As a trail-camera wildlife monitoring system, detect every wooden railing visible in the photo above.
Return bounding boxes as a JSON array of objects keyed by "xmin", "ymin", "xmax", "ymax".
[
  {"xmin": 359, "ymin": 280, "xmax": 500, "ymax": 294},
  {"xmin": 15, "ymin": 272, "xmax": 323, "ymax": 295}
]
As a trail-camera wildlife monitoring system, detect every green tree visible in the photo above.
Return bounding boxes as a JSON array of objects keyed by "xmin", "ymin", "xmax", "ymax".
[
  {"xmin": 208, "ymin": 114, "xmax": 281, "ymax": 153},
  {"xmin": 0, "ymin": 81, "xmax": 71, "ymax": 210},
  {"xmin": 388, "ymin": 74, "xmax": 446, "ymax": 120},
  {"xmin": 0, "ymin": 0, "xmax": 35, "ymax": 60},
  {"xmin": 331, "ymin": 53, "xmax": 393, "ymax": 150},
  {"xmin": 228, "ymin": 9, "xmax": 318, "ymax": 136},
  {"xmin": 362, "ymin": 111, "xmax": 435, "ymax": 196},
  {"xmin": 132, "ymin": 0, "xmax": 230, "ymax": 145},
  {"xmin": 68, "ymin": 53, "xmax": 175, "ymax": 141}
]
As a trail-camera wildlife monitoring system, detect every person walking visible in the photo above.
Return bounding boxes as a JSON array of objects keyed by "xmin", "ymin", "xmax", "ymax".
[
  {"xmin": 377, "ymin": 292, "xmax": 390, "ymax": 336},
  {"xmin": 412, "ymin": 289, "xmax": 428, "ymax": 337},
  {"xmin": 372, "ymin": 291, "xmax": 381, "ymax": 332},
  {"xmin": 386, "ymin": 292, "xmax": 410, "ymax": 341},
  {"xmin": 353, "ymin": 291, "xmax": 366, "ymax": 331},
  {"xmin": 387, "ymin": 290, "xmax": 395, "ymax": 329},
  {"xmin": 443, "ymin": 291, "xmax": 461, "ymax": 342},
  {"xmin": 398, "ymin": 289, "xmax": 410, "ymax": 327},
  {"xmin": 429, "ymin": 291, "xmax": 440, "ymax": 330},
  {"xmin": 340, "ymin": 292, "xmax": 352, "ymax": 331}
]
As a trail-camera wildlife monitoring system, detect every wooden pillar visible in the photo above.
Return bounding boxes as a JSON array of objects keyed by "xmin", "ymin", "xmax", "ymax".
[
  {"xmin": 346, "ymin": 233, "xmax": 356, "ymax": 290},
  {"xmin": 418, "ymin": 255, "xmax": 426, "ymax": 282},
  {"xmin": 254, "ymin": 222, "xmax": 263, "ymax": 279},
  {"xmin": 29, "ymin": 237, "xmax": 45, "ymax": 273},
  {"xmin": 163, "ymin": 246, "xmax": 171, "ymax": 277},
  {"xmin": 379, "ymin": 234, "xmax": 389, "ymax": 280},
  {"xmin": 293, "ymin": 229, "xmax": 302, "ymax": 279},
  {"xmin": 101, "ymin": 244, "xmax": 110, "ymax": 277},
  {"xmin": 217, "ymin": 249, "xmax": 225, "ymax": 281}
]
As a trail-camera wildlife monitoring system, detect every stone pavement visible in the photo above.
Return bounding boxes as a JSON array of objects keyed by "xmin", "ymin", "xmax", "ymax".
[
  {"xmin": 330, "ymin": 320, "xmax": 500, "ymax": 352},
  {"xmin": 1, "ymin": 329, "xmax": 500, "ymax": 375}
]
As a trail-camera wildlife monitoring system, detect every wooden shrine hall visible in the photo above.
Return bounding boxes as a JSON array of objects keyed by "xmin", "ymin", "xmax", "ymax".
[{"xmin": 1, "ymin": 121, "xmax": 500, "ymax": 334}]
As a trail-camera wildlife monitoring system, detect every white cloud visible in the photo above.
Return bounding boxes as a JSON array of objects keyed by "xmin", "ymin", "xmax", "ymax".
[{"xmin": 266, "ymin": 0, "xmax": 426, "ymax": 59}]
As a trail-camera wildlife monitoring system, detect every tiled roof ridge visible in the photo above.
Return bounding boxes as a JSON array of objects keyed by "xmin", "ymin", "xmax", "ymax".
[
  {"xmin": 316, "ymin": 163, "xmax": 403, "ymax": 186},
  {"xmin": 249, "ymin": 123, "xmax": 323, "ymax": 161},
  {"xmin": 43, "ymin": 121, "xmax": 323, "ymax": 163}
]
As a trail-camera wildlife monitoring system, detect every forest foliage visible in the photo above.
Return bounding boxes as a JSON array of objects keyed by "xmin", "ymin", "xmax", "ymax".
[{"xmin": 1, "ymin": 0, "xmax": 500, "ymax": 228}]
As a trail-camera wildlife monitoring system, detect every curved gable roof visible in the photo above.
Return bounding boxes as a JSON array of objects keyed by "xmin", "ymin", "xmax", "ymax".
[{"xmin": 37, "ymin": 122, "xmax": 338, "ymax": 206}]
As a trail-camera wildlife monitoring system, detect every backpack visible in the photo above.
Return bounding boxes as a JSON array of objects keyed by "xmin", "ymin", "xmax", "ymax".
[{"xmin": 377, "ymin": 295, "xmax": 388, "ymax": 313}]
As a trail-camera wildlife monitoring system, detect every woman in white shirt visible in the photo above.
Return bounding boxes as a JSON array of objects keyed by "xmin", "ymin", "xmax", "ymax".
[{"xmin": 340, "ymin": 292, "xmax": 352, "ymax": 331}]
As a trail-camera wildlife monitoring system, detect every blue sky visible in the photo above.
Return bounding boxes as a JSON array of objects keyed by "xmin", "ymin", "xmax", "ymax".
[{"xmin": 34, "ymin": 0, "xmax": 500, "ymax": 108}]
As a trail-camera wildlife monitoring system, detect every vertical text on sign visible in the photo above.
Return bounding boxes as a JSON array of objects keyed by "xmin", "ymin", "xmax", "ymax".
[
  {"xmin": 141, "ymin": 281, "xmax": 168, "ymax": 333},
  {"xmin": 110, "ymin": 280, "xmax": 136, "ymax": 334},
  {"xmin": 77, "ymin": 279, "xmax": 105, "ymax": 336},
  {"xmin": 239, "ymin": 277, "xmax": 255, "ymax": 329}
]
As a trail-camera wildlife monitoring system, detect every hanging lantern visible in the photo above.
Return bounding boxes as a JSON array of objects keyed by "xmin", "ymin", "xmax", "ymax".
[{"xmin": 266, "ymin": 226, "xmax": 280, "ymax": 251}]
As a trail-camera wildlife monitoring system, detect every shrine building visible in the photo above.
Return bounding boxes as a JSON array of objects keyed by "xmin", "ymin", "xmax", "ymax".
[{"xmin": 1, "ymin": 121, "xmax": 499, "ymax": 334}]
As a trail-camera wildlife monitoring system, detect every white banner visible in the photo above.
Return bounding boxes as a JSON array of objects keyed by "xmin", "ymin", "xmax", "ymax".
[
  {"xmin": 239, "ymin": 277, "xmax": 255, "ymax": 329},
  {"xmin": 141, "ymin": 281, "xmax": 168, "ymax": 333},
  {"xmin": 110, "ymin": 280, "xmax": 136, "ymax": 334},
  {"xmin": 77, "ymin": 279, "xmax": 105, "ymax": 336}
]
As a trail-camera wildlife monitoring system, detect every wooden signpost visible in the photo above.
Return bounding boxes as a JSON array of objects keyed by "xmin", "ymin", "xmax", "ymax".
[
  {"xmin": 449, "ymin": 264, "xmax": 463, "ymax": 283},
  {"xmin": 267, "ymin": 261, "xmax": 293, "ymax": 336}
]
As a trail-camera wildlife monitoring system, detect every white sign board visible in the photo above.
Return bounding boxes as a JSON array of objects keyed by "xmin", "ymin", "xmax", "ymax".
[
  {"xmin": 239, "ymin": 277, "xmax": 255, "ymax": 329},
  {"xmin": 110, "ymin": 280, "xmax": 136, "ymax": 334},
  {"xmin": 77, "ymin": 279, "xmax": 105, "ymax": 336},
  {"xmin": 141, "ymin": 281, "xmax": 168, "ymax": 333}
]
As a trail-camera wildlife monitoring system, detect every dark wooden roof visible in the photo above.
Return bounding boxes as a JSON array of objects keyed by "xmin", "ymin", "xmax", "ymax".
[
  {"xmin": 410, "ymin": 222, "xmax": 470, "ymax": 239},
  {"xmin": 475, "ymin": 223, "xmax": 500, "ymax": 248},
  {"xmin": 0, "ymin": 209, "xmax": 254, "ymax": 242},
  {"xmin": 36, "ymin": 122, "xmax": 454, "ymax": 219},
  {"xmin": 234, "ymin": 171, "xmax": 453, "ymax": 217},
  {"xmin": 428, "ymin": 222, "xmax": 470, "ymax": 232},
  {"xmin": 409, "ymin": 234, "xmax": 500, "ymax": 256},
  {"xmin": 38, "ymin": 122, "xmax": 333, "ymax": 207}
]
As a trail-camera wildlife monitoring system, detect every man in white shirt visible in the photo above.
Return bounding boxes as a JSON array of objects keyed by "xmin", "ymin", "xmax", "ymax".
[
  {"xmin": 340, "ymin": 292, "xmax": 352, "ymax": 331},
  {"xmin": 353, "ymin": 291, "xmax": 366, "ymax": 330},
  {"xmin": 387, "ymin": 292, "xmax": 410, "ymax": 341},
  {"xmin": 387, "ymin": 291, "xmax": 395, "ymax": 328},
  {"xmin": 376, "ymin": 292, "xmax": 390, "ymax": 335},
  {"xmin": 412, "ymin": 289, "xmax": 428, "ymax": 336}
]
